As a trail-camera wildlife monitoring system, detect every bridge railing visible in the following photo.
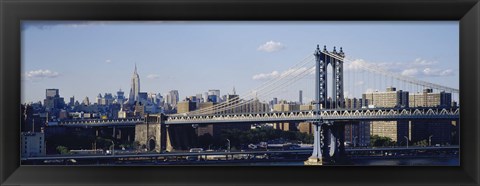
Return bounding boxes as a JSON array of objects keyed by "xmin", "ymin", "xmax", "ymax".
[
  {"xmin": 166, "ymin": 107, "xmax": 459, "ymax": 124},
  {"xmin": 56, "ymin": 118, "xmax": 145, "ymax": 125}
]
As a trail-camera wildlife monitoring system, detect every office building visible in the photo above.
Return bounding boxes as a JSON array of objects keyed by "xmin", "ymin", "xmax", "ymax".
[
  {"xmin": 273, "ymin": 100, "xmax": 300, "ymax": 131},
  {"xmin": 167, "ymin": 90, "xmax": 180, "ymax": 107},
  {"xmin": 362, "ymin": 87, "xmax": 409, "ymax": 108},
  {"xmin": 138, "ymin": 92, "xmax": 148, "ymax": 103},
  {"xmin": 116, "ymin": 89, "xmax": 125, "ymax": 104},
  {"xmin": 299, "ymin": 90, "xmax": 303, "ymax": 104},
  {"xmin": 208, "ymin": 89, "xmax": 221, "ymax": 102},
  {"xmin": 46, "ymin": 89, "xmax": 59, "ymax": 98},
  {"xmin": 344, "ymin": 122, "xmax": 371, "ymax": 147},
  {"xmin": 69, "ymin": 96, "xmax": 75, "ymax": 107},
  {"xmin": 409, "ymin": 88, "xmax": 452, "ymax": 108},
  {"xmin": 345, "ymin": 97, "xmax": 361, "ymax": 109},
  {"xmin": 44, "ymin": 89, "xmax": 65, "ymax": 112},
  {"xmin": 96, "ymin": 93, "xmax": 103, "ymax": 105},
  {"xmin": 370, "ymin": 120, "xmax": 410, "ymax": 145},
  {"xmin": 207, "ymin": 95, "xmax": 218, "ymax": 103},
  {"xmin": 21, "ymin": 132, "xmax": 46, "ymax": 157},
  {"xmin": 128, "ymin": 64, "xmax": 141, "ymax": 104},
  {"xmin": 408, "ymin": 89, "xmax": 456, "ymax": 145},
  {"xmin": 177, "ymin": 98, "xmax": 197, "ymax": 114},
  {"xmin": 298, "ymin": 104, "xmax": 314, "ymax": 134},
  {"xmin": 134, "ymin": 101, "xmax": 145, "ymax": 117}
]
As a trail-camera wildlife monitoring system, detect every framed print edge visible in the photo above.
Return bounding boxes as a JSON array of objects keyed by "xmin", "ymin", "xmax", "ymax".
[{"xmin": 1, "ymin": 0, "xmax": 480, "ymax": 185}]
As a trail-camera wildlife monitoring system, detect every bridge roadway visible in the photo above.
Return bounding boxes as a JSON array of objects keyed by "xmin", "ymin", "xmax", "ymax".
[
  {"xmin": 166, "ymin": 107, "xmax": 459, "ymax": 125},
  {"xmin": 22, "ymin": 146, "xmax": 459, "ymax": 161},
  {"xmin": 53, "ymin": 107, "xmax": 459, "ymax": 127}
]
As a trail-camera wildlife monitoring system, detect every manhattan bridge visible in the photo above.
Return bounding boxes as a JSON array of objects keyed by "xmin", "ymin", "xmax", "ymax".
[{"xmin": 58, "ymin": 45, "xmax": 460, "ymax": 165}]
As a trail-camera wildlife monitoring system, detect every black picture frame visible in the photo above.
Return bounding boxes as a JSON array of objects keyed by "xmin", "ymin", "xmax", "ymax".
[{"xmin": 1, "ymin": 0, "xmax": 479, "ymax": 185}]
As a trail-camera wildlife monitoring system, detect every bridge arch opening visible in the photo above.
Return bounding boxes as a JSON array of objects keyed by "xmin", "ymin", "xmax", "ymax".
[{"xmin": 148, "ymin": 138, "xmax": 156, "ymax": 151}]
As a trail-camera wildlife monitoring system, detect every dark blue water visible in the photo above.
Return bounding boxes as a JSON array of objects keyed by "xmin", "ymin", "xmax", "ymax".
[{"xmin": 241, "ymin": 157, "xmax": 459, "ymax": 166}]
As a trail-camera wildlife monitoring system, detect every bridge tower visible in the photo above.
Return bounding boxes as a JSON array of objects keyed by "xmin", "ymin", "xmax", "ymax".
[{"xmin": 307, "ymin": 45, "xmax": 346, "ymax": 165}]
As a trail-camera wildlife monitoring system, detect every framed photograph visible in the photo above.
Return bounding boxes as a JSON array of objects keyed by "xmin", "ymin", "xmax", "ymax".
[{"xmin": 1, "ymin": 0, "xmax": 479, "ymax": 185}]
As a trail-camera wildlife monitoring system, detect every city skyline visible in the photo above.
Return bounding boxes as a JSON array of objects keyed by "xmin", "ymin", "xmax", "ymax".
[{"xmin": 22, "ymin": 21, "xmax": 459, "ymax": 104}]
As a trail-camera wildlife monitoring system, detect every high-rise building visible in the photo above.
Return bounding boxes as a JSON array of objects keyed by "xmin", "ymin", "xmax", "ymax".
[
  {"xmin": 208, "ymin": 89, "xmax": 221, "ymax": 102},
  {"xmin": 44, "ymin": 89, "xmax": 65, "ymax": 112},
  {"xmin": 273, "ymin": 100, "xmax": 300, "ymax": 131},
  {"xmin": 97, "ymin": 93, "xmax": 103, "ymax": 105},
  {"xmin": 207, "ymin": 95, "xmax": 218, "ymax": 103},
  {"xmin": 46, "ymin": 89, "xmax": 59, "ymax": 98},
  {"xmin": 196, "ymin": 93, "xmax": 203, "ymax": 103},
  {"xmin": 82, "ymin": 96, "xmax": 90, "ymax": 105},
  {"xmin": 370, "ymin": 120, "xmax": 410, "ymax": 145},
  {"xmin": 177, "ymin": 99, "xmax": 197, "ymax": 114},
  {"xmin": 69, "ymin": 96, "xmax": 75, "ymax": 106},
  {"xmin": 138, "ymin": 92, "xmax": 148, "ymax": 103},
  {"xmin": 344, "ymin": 122, "xmax": 371, "ymax": 147},
  {"xmin": 362, "ymin": 87, "xmax": 409, "ymax": 108},
  {"xmin": 21, "ymin": 132, "xmax": 46, "ymax": 157},
  {"xmin": 299, "ymin": 90, "xmax": 303, "ymax": 104},
  {"xmin": 409, "ymin": 89, "xmax": 452, "ymax": 108},
  {"xmin": 128, "ymin": 64, "xmax": 140, "ymax": 104},
  {"xmin": 408, "ymin": 89, "xmax": 456, "ymax": 145},
  {"xmin": 103, "ymin": 93, "xmax": 114, "ymax": 105},
  {"xmin": 116, "ymin": 89, "xmax": 125, "ymax": 104},
  {"xmin": 361, "ymin": 87, "xmax": 410, "ymax": 145},
  {"xmin": 134, "ymin": 101, "xmax": 145, "ymax": 117},
  {"xmin": 168, "ymin": 90, "xmax": 179, "ymax": 107},
  {"xmin": 148, "ymin": 92, "xmax": 160, "ymax": 105}
]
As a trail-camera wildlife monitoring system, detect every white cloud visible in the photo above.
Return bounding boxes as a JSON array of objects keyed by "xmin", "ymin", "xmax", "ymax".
[
  {"xmin": 24, "ymin": 69, "xmax": 60, "ymax": 80},
  {"xmin": 401, "ymin": 68, "xmax": 419, "ymax": 77},
  {"xmin": 147, "ymin": 74, "xmax": 160, "ymax": 79},
  {"xmin": 345, "ymin": 59, "xmax": 367, "ymax": 71},
  {"xmin": 257, "ymin": 41, "xmax": 285, "ymax": 52},
  {"xmin": 252, "ymin": 71, "xmax": 279, "ymax": 80},
  {"xmin": 422, "ymin": 68, "xmax": 453, "ymax": 77},
  {"xmin": 252, "ymin": 67, "xmax": 314, "ymax": 81},
  {"xmin": 413, "ymin": 58, "xmax": 437, "ymax": 66},
  {"xmin": 105, "ymin": 59, "xmax": 112, "ymax": 63},
  {"xmin": 346, "ymin": 57, "xmax": 454, "ymax": 78}
]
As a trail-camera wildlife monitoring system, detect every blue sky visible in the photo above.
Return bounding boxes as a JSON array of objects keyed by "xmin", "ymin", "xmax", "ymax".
[{"xmin": 21, "ymin": 21, "xmax": 459, "ymax": 104}]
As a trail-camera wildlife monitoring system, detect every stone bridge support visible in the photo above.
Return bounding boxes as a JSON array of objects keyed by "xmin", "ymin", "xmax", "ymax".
[
  {"xmin": 134, "ymin": 114, "xmax": 169, "ymax": 152},
  {"xmin": 134, "ymin": 114, "xmax": 198, "ymax": 152},
  {"xmin": 306, "ymin": 121, "xmax": 346, "ymax": 165}
]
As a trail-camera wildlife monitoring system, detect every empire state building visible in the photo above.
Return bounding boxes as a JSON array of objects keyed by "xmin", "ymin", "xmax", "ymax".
[{"xmin": 128, "ymin": 64, "xmax": 140, "ymax": 104}]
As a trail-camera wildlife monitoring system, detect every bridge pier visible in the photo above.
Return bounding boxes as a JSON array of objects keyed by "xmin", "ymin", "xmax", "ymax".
[
  {"xmin": 305, "ymin": 121, "xmax": 346, "ymax": 165},
  {"xmin": 327, "ymin": 123, "xmax": 346, "ymax": 162},
  {"xmin": 165, "ymin": 125, "xmax": 173, "ymax": 152},
  {"xmin": 134, "ymin": 114, "xmax": 170, "ymax": 152},
  {"xmin": 305, "ymin": 122, "xmax": 323, "ymax": 165}
]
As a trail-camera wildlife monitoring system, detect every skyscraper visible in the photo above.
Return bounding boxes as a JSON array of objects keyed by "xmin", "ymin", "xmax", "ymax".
[
  {"xmin": 44, "ymin": 89, "xmax": 64, "ymax": 112},
  {"xmin": 45, "ymin": 89, "xmax": 59, "ymax": 98},
  {"xmin": 129, "ymin": 64, "xmax": 140, "ymax": 104},
  {"xmin": 168, "ymin": 90, "xmax": 179, "ymax": 107},
  {"xmin": 116, "ymin": 89, "xmax": 125, "ymax": 104},
  {"xmin": 299, "ymin": 90, "xmax": 303, "ymax": 104}
]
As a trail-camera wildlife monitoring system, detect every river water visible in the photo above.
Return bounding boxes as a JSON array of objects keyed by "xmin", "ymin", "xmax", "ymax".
[{"xmin": 240, "ymin": 157, "xmax": 459, "ymax": 166}]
